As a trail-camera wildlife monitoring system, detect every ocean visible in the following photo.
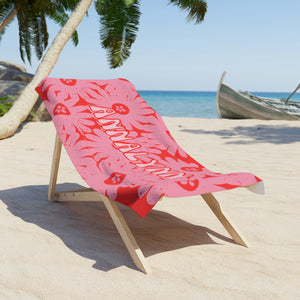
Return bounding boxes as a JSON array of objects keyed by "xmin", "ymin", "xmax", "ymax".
[{"xmin": 138, "ymin": 90, "xmax": 300, "ymax": 119}]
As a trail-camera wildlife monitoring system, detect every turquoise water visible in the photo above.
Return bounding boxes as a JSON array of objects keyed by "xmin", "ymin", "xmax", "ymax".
[
  {"xmin": 138, "ymin": 91, "xmax": 218, "ymax": 118},
  {"xmin": 138, "ymin": 90, "xmax": 300, "ymax": 119}
]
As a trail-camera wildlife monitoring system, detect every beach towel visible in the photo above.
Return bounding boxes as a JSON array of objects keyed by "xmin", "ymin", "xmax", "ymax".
[{"xmin": 36, "ymin": 78, "xmax": 262, "ymax": 218}]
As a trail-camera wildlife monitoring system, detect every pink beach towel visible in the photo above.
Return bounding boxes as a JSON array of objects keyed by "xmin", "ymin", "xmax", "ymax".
[{"xmin": 36, "ymin": 78, "xmax": 262, "ymax": 217}]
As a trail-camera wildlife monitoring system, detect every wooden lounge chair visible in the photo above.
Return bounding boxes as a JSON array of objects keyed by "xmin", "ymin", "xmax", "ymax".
[{"xmin": 36, "ymin": 78, "xmax": 264, "ymax": 273}]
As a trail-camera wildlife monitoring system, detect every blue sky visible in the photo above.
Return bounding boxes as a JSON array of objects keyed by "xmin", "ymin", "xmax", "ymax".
[{"xmin": 1, "ymin": 0, "xmax": 300, "ymax": 91}]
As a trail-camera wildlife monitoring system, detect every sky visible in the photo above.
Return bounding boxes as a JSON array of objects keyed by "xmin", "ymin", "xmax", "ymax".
[{"xmin": 1, "ymin": 0, "xmax": 300, "ymax": 92}]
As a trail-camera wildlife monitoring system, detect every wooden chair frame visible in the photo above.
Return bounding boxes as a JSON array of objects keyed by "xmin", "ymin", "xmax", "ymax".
[{"xmin": 48, "ymin": 133, "xmax": 249, "ymax": 274}]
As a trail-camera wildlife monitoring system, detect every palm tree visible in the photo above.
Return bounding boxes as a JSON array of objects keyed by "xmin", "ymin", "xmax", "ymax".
[
  {"xmin": 96, "ymin": 0, "xmax": 207, "ymax": 68},
  {"xmin": 0, "ymin": 0, "xmax": 207, "ymax": 139},
  {"xmin": 0, "ymin": 2, "xmax": 17, "ymax": 43},
  {"xmin": 0, "ymin": 0, "xmax": 80, "ymax": 63}
]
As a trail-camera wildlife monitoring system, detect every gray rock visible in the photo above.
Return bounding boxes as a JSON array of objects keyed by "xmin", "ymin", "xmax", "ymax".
[
  {"xmin": 0, "ymin": 60, "xmax": 51, "ymax": 121},
  {"xmin": 0, "ymin": 60, "xmax": 27, "ymax": 73},
  {"xmin": 0, "ymin": 80, "xmax": 27, "ymax": 99},
  {"xmin": 31, "ymin": 100, "xmax": 52, "ymax": 121},
  {"xmin": 0, "ymin": 80, "xmax": 51, "ymax": 122},
  {"xmin": 0, "ymin": 69, "xmax": 34, "ymax": 83}
]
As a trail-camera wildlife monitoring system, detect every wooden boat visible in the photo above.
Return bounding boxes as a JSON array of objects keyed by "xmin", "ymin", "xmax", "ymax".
[{"xmin": 216, "ymin": 72, "xmax": 300, "ymax": 120}]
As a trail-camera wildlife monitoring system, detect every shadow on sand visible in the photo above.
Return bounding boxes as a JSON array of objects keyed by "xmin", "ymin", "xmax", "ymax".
[
  {"xmin": 182, "ymin": 124, "xmax": 300, "ymax": 145},
  {"xmin": 0, "ymin": 183, "xmax": 234, "ymax": 272}
]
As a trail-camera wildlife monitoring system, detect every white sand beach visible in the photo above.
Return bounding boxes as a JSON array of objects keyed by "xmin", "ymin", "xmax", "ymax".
[{"xmin": 1, "ymin": 118, "xmax": 300, "ymax": 299}]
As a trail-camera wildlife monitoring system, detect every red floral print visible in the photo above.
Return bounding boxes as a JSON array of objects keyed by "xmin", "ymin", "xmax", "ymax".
[{"xmin": 36, "ymin": 78, "xmax": 262, "ymax": 218}]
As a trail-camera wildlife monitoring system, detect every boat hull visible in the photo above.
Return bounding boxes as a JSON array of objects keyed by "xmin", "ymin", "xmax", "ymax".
[{"xmin": 216, "ymin": 76, "xmax": 300, "ymax": 120}]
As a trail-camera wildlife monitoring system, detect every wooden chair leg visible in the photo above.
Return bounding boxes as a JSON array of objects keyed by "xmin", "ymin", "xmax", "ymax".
[
  {"xmin": 201, "ymin": 193, "xmax": 248, "ymax": 247},
  {"xmin": 48, "ymin": 133, "xmax": 62, "ymax": 201},
  {"xmin": 102, "ymin": 197, "xmax": 151, "ymax": 274},
  {"xmin": 47, "ymin": 133, "xmax": 150, "ymax": 273}
]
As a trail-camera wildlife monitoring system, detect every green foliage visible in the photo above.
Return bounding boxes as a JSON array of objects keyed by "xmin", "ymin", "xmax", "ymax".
[
  {"xmin": 15, "ymin": 1, "xmax": 47, "ymax": 63},
  {"xmin": 168, "ymin": 0, "xmax": 207, "ymax": 24},
  {"xmin": 0, "ymin": 26, "xmax": 5, "ymax": 43},
  {"xmin": 95, "ymin": 0, "xmax": 141, "ymax": 68},
  {"xmin": 0, "ymin": 98, "xmax": 13, "ymax": 117},
  {"xmin": 0, "ymin": 98, "xmax": 37, "ymax": 120},
  {"xmin": 96, "ymin": 0, "xmax": 207, "ymax": 68},
  {"xmin": 0, "ymin": 0, "xmax": 81, "ymax": 64},
  {"xmin": 0, "ymin": 0, "xmax": 14, "ymax": 22},
  {"xmin": 1, "ymin": 0, "xmax": 207, "ymax": 69},
  {"xmin": 42, "ymin": 0, "xmax": 80, "ymax": 46},
  {"xmin": 0, "ymin": 1, "xmax": 13, "ymax": 43}
]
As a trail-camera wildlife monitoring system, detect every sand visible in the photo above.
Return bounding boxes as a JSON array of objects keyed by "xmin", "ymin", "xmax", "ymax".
[{"xmin": 0, "ymin": 118, "xmax": 300, "ymax": 299}]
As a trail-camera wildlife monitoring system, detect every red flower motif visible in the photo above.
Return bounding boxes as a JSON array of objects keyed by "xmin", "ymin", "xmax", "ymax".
[
  {"xmin": 43, "ymin": 78, "xmax": 109, "ymax": 108},
  {"xmin": 35, "ymin": 77, "xmax": 262, "ymax": 218},
  {"xmin": 105, "ymin": 172, "xmax": 126, "ymax": 185},
  {"xmin": 53, "ymin": 104, "xmax": 70, "ymax": 115},
  {"xmin": 176, "ymin": 178, "xmax": 199, "ymax": 191},
  {"xmin": 60, "ymin": 79, "xmax": 77, "ymax": 86},
  {"xmin": 112, "ymin": 103, "xmax": 129, "ymax": 115}
]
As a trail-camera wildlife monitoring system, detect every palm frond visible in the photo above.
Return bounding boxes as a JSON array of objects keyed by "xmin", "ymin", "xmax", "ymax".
[
  {"xmin": 0, "ymin": 1, "xmax": 16, "ymax": 33},
  {"xmin": 0, "ymin": 27, "xmax": 6, "ymax": 42},
  {"xmin": 168, "ymin": 0, "xmax": 207, "ymax": 24},
  {"xmin": 44, "ymin": 1, "xmax": 80, "ymax": 46},
  {"xmin": 31, "ymin": 15, "xmax": 49, "ymax": 60},
  {"xmin": 59, "ymin": 0, "xmax": 81, "ymax": 11},
  {"xmin": 16, "ymin": 1, "xmax": 32, "ymax": 63},
  {"xmin": 0, "ymin": 1, "xmax": 14, "ymax": 23},
  {"xmin": 1, "ymin": 0, "xmax": 81, "ymax": 63},
  {"xmin": 95, "ymin": 0, "xmax": 141, "ymax": 68},
  {"xmin": 0, "ymin": 1, "xmax": 12, "ymax": 42}
]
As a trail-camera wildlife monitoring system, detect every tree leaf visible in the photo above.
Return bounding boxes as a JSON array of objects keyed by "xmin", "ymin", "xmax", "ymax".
[
  {"xmin": 168, "ymin": 0, "xmax": 207, "ymax": 24},
  {"xmin": 95, "ymin": 0, "xmax": 141, "ymax": 68}
]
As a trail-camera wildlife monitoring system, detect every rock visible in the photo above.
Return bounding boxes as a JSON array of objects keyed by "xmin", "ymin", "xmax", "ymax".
[
  {"xmin": 0, "ymin": 82, "xmax": 51, "ymax": 122},
  {"xmin": 0, "ymin": 69, "xmax": 34, "ymax": 83},
  {"xmin": 31, "ymin": 100, "xmax": 52, "ymax": 121},
  {"xmin": 0, "ymin": 80, "xmax": 27, "ymax": 99},
  {"xmin": 0, "ymin": 60, "xmax": 27, "ymax": 73},
  {"xmin": 0, "ymin": 60, "xmax": 51, "ymax": 121}
]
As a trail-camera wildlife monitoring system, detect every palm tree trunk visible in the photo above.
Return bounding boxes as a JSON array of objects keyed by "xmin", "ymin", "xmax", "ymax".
[
  {"xmin": 0, "ymin": 7, "xmax": 17, "ymax": 32},
  {"xmin": 0, "ymin": 0, "xmax": 93, "ymax": 139}
]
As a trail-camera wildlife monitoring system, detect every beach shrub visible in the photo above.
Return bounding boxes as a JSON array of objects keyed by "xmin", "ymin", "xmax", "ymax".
[
  {"xmin": 0, "ymin": 98, "xmax": 13, "ymax": 117},
  {"xmin": 0, "ymin": 97, "xmax": 36, "ymax": 120}
]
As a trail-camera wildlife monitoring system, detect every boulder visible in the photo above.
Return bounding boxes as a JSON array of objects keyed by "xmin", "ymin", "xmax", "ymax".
[
  {"xmin": 0, "ymin": 82, "xmax": 52, "ymax": 121},
  {"xmin": 0, "ymin": 60, "xmax": 51, "ymax": 121},
  {"xmin": 0, "ymin": 60, "xmax": 27, "ymax": 73},
  {"xmin": 0, "ymin": 80, "xmax": 27, "ymax": 99},
  {"xmin": 0, "ymin": 69, "xmax": 34, "ymax": 83},
  {"xmin": 31, "ymin": 100, "xmax": 52, "ymax": 121}
]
